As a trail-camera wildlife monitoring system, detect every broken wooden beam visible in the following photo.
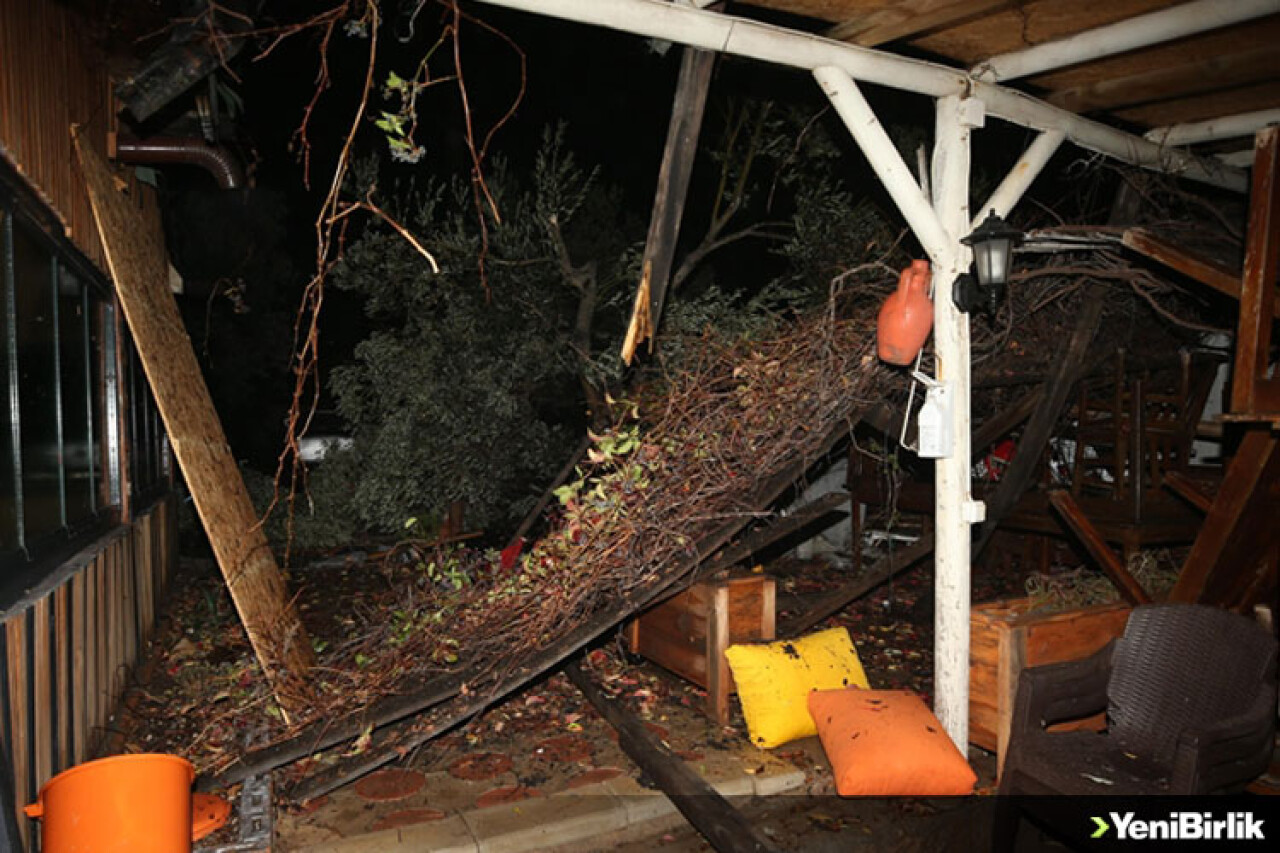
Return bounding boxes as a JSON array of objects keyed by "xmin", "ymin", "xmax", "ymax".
[
  {"xmin": 782, "ymin": 533, "xmax": 936, "ymax": 637},
  {"xmin": 1170, "ymin": 429, "xmax": 1280, "ymax": 606},
  {"xmin": 623, "ymin": 47, "xmax": 716, "ymax": 363},
  {"xmin": 564, "ymin": 660, "xmax": 782, "ymax": 853},
  {"xmin": 974, "ymin": 180, "xmax": 1142, "ymax": 559},
  {"xmin": 1047, "ymin": 491, "xmax": 1152, "ymax": 606},
  {"xmin": 1231, "ymin": 126, "xmax": 1280, "ymax": 417},
  {"xmin": 973, "ymin": 290, "xmax": 1104, "ymax": 558},
  {"xmin": 74, "ymin": 130, "xmax": 314, "ymax": 710},
  {"xmin": 1121, "ymin": 228, "xmax": 1268, "ymax": 314}
]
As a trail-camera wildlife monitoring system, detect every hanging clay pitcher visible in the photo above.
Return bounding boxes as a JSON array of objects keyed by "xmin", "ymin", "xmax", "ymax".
[{"xmin": 876, "ymin": 260, "xmax": 933, "ymax": 365}]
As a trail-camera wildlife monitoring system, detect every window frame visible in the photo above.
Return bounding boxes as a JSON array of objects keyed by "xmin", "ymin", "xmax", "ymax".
[{"xmin": 0, "ymin": 165, "xmax": 162, "ymax": 609}]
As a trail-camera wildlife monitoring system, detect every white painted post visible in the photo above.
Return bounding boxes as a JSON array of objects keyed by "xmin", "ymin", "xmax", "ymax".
[{"xmin": 930, "ymin": 94, "xmax": 984, "ymax": 750}]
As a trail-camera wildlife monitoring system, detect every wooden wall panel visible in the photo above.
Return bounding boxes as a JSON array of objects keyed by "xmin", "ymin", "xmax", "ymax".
[
  {"xmin": 0, "ymin": 497, "xmax": 177, "ymax": 840},
  {"xmin": 0, "ymin": 0, "xmax": 165, "ymax": 272},
  {"xmin": 4, "ymin": 618, "xmax": 30, "ymax": 852}
]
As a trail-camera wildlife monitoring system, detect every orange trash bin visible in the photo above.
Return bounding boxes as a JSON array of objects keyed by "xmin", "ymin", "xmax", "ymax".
[{"xmin": 24, "ymin": 753, "xmax": 220, "ymax": 853}]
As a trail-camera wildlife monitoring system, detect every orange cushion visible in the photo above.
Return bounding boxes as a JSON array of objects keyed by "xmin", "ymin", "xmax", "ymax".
[{"xmin": 808, "ymin": 688, "xmax": 977, "ymax": 796}]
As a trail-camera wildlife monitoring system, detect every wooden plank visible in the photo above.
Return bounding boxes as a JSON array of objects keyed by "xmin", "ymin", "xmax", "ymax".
[
  {"xmin": 5, "ymin": 618, "xmax": 30, "ymax": 853},
  {"xmin": 54, "ymin": 583, "xmax": 71, "ymax": 773},
  {"xmin": 71, "ymin": 570, "xmax": 87, "ymax": 764},
  {"xmin": 708, "ymin": 583, "xmax": 731, "ymax": 725},
  {"xmin": 74, "ymin": 132, "xmax": 314, "ymax": 703},
  {"xmin": 782, "ymin": 533, "xmax": 935, "ymax": 636},
  {"xmin": 973, "ymin": 288, "xmax": 1104, "ymax": 557},
  {"xmin": 623, "ymin": 47, "xmax": 716, "ymax": 362},
  {"xmin": 1048, "ymin": 491, "xmax": 1151, "ymax": 606},
  {"xmin": 910, "ymin": 0, "xmax": 1170, "ymax": 65},
  {"xmin": 995, "ymin": 624, "xmax": 1024, "ymax": 779},
  {"xmin": 32, "ymin": 596, "xmax": 53, "ymax": 791},
  {"xmin": 1043, "ymin": 38, "xmax": 1278, "ymax": 115},
  {"xmin": 564, "ymin": 660, "xmax": 782, "ymax": 853},
  {"xmin": 1171, "ymin": 429, "xmax": 1280, "ymax": 604},
  {"xmin": 1121, "ymin": 228, "xmax": 1270, "ymax": 314},
  {"xmin": 1114, "ymin": 81, "xmax": 1280, "ymax": 129},
  {"xmin": 831, "ymin": 0, "xmax": 1009, "ymax": 47},
  {"xmin": 1232, "ymin": 127, "xmax": 1280, "ymax": 416},
  {"xmin": 1162, "ymin": 471, "xmax": 1214, "ymax": 513}
]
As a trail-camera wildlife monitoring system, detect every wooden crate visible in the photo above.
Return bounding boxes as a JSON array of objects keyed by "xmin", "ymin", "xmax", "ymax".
[
  {"xmin": 970, "ymin": 597, "xmax": 1132, "ymax": 773},
  {"xmin": 626, "ymin": 574, "xmax": 776, "ymax": 725}
]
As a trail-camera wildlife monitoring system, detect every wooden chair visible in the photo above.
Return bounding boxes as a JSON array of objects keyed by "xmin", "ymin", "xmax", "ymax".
[{"xmin": 1070, "ymin": 349, "xmax": 1220, "ymax": 524}]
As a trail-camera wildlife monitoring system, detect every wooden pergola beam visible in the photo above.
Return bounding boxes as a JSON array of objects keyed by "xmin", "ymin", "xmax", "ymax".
[
  {"xmin": 1048, "ymin": 491, "xmax": 1152, "ymax": 606},
  {"xmin": 1121, "ymin": 228, "xmax": 1277, "ymax": 315},
  {"xmin": 565, "ymin": 661, "xmax": 782, "ymax": 853},
  {"xmin": 1232, "ymin": 127, "xmax": 1280, "ymax": 416},
  {"xmin": 622, "ymin": 47, "xmax": 715, "ymax": 363}
]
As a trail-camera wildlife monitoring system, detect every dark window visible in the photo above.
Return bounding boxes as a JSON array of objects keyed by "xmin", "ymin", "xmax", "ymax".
[
  {"xmin": 12, "ymin": 218, "xmax": 61, "ymax": 545},
  {"xmin": 0, "ymin": 178, "xmax": 147, "ymax": 594},
  {"xmin": 58, "ymin": 267, "xmax": 93, "ymax": 525}
]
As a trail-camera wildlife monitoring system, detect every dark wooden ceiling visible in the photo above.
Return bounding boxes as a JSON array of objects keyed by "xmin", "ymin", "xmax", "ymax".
[{"xmin": 737, "ymin": 0, "xmax": 1280, "ymax": 149}]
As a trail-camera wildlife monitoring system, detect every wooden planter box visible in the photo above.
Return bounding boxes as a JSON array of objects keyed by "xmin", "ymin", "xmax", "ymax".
[
  {"xmin": 626, "ymin": 574, "xmax": 776, "ymax": 726},
  {"xmin": 970, "ymin": 597, "xmax": 1132, "ymax": 772}
]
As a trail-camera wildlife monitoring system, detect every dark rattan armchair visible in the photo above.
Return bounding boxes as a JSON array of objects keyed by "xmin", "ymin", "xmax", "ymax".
[{"xmin": 999, "ymin": 603, "xmax": 1278, "ymax": 796}]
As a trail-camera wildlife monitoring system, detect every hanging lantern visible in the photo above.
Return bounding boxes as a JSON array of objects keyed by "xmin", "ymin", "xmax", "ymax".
[
  {"xmin": 954, "ymin": 211, "xmax": 1024, "ymax": 316},
  {"xmin": 877, "ymin": 260, "xmax": 933, "ymax": 365}
]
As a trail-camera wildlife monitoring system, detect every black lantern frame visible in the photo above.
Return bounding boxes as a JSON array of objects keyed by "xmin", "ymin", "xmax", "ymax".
[{"xmin": 953, "ymin": 211, "xmax": 1024, "ymax": 316}]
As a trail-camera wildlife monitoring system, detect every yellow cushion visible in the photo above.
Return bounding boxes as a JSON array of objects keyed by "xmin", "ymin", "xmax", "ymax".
[
  {"xmin": 724, "ymin": 627, "xmax": 869, "ymax": 748},
  {"xmin": 808, "ymin": 688, "xmax": 977, "ymax": 796}
]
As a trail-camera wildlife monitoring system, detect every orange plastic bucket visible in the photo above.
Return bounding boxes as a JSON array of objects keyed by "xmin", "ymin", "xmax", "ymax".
[{"xmin": 25, "ymin": 754, "xmax": 196, "ymax": 853}]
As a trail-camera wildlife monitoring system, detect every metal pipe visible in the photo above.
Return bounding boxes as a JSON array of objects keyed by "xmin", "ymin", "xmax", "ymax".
[
  {"xmin": 974, "ymin": 129, "xmax": 1066, "ymax": 227},
  {"xmin": 468, "ymin": 0, "xmax": 1246, "ymax": 192},
  {"xmin": 813, "ymin": 67, "xmax": 950, "ymax": 263},
  {"xmin": 115, "ymin": 137, "xmax": 245, "ymax": 190},
  {"xmin": 971, "ymin": 0, "xmax": 1279, "ymax": 83},
  {"xmin": 1146, "ymin": 108, "xmax": 1280, "ymax": 147}
]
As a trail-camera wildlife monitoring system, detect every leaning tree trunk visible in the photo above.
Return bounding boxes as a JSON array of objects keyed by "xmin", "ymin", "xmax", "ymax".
[{"xmin": 76, "ymin": 129, "xmax": 314, "ymax": 714}]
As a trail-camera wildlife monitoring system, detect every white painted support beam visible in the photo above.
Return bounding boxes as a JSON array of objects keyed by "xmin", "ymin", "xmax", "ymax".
[
  {"xmin": 469, "ymin": 0, "xmax": 1247, "ymax": 192},
  {"xmin": 1147, "ymin": 108, "xmax": 1280, "ymax": 147},
  {"xmin": 930, "ymin": 94, "xmax": 981, "ymax": 751},
  {"xmin": 1218, "ymin": 149, "xmax": 1260, "ymax": 168},
  {"xmin": 813, "ymin": 67, "xmax": 951, "ymax": 263},
  {"xmin": 975, "ymin": 129, "xmax": 1066, "ymax": 227},
  {"xmin": 972, "ymin": 0, "xmax": 1279, "ymax": 83}
]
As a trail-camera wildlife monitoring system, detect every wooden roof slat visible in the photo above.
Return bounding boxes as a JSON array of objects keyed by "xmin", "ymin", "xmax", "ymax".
[
  {"xmin": 908, "ymin": 0, "xmax": 1172, "ymax": 65},
  {"xmin": 1044, "ymin": 44, "xmax": 1277, "ymax": 115},
  {"xmin": 1114, "ymin": 80, "xmax": 1280, "ymax": 128},
  {"xmin": 828, "ymin": 0, "xmax": 1011, "ymax": 47}
]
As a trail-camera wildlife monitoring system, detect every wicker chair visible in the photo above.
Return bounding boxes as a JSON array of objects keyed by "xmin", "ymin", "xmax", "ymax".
[{"xmin": 999, "ymin": 603, "xmax": 1277, "ymax": 797}]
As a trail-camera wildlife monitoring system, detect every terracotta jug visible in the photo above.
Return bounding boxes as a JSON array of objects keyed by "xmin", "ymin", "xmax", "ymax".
[{"xmin": 876, "ymin": 260, "xmax": 933, "ymax": 365}]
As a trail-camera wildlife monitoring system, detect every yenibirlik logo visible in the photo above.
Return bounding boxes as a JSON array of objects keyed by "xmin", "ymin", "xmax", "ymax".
[{"xmin": 1091, "ymin": 811, "xmax": 1265, "ymax": 841}]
